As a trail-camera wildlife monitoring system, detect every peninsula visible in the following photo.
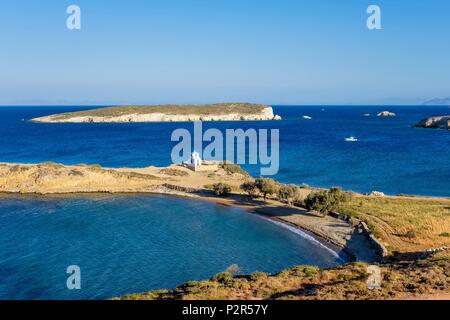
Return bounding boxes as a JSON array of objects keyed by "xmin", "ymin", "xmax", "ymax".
[
  {"xmin": 30, "ymin": 103, "xmax": 282, "ymax": 123},
  {"xmin": 1, "ymin": 161, "xmax": 449, "ymax": 300}
]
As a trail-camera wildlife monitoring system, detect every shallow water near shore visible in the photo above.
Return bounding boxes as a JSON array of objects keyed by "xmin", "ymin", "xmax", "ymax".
[{"xmin": 0, "ymin": 194, "xmax": 342, "ymax": 300}]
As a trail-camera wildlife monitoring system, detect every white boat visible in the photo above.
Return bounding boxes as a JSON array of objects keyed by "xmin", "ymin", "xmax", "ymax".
[
  {"xmin": 364, "ymin": 113, "xmax": 371, "ymax": 117},
  {"xmin": 302, "ymin": 115, "xmax": 312, "ymax": 120},
  {"xmin": 345, "ymin": 136, "xmax": 358, "ymax": 142}
]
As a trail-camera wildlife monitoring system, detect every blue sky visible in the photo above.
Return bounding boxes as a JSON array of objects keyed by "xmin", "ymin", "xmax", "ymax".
[{"xmin": 1, "ymin": 0, "xmax": 449, "ymax": 105}]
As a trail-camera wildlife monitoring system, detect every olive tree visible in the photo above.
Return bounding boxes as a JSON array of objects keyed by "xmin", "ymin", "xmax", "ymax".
[
  {"xmin": 304, "ymin": 187, "xmax": 351, "ymax": 216},
  {"xmin": 240, "ymin": 181, "xmax": 259, "ymax": 198},
  {"xmin": 277, "ymin": 184, "xmax": 299, "ymax": 205},
  {"xmin": 212, "ymin": 183, "xmax": 232, "ymax": 197},
  {"xmin": 255, "ymin": 178, "xmax": 279, "ymax": 200}
]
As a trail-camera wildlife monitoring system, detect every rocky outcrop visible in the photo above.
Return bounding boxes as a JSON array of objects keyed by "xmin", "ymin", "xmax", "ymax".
[
  {"xmin": 369, "ymin": 191, "xmax": 386, "ymax": 197},
  {"xmin": 377, "ymin": 111, "xmax": 396, "ymax": 117},
  {"xmin": 273, "ymin": 115, "xmax": 282, "ymax": 121},
  {"xmin": 414, "ymin": 115, "xmax": 450, "ymax": 130},
  {"xmin": 31, "ymin": 104, "xmax": 282, "ymax": 123}
]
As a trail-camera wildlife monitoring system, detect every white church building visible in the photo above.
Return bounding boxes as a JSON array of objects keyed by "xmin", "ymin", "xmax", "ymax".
[{"xmin": 183, "ymin": 151, "xmax": 202, "ymax": 171}]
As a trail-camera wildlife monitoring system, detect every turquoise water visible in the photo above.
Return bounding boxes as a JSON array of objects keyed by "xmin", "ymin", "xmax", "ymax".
[{"xmin": 0, "ymin": 194, "xmax": 342, "ymax": 300}]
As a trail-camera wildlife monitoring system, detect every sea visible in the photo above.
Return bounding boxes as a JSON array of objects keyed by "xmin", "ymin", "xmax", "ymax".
[{"xmin": 0, "ymin": 105, "xmax": 448, "ymax": 299}]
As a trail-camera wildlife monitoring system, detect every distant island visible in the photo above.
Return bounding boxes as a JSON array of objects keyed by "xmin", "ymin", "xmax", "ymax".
[
  {"xmin": 415, "ymin": 115, "xmax": 450, "ymax": 130},
  {"xmin": 31, "ymin": 103, "xmax": 282, "ymax": 123},
  {"xmin": 423, "ymin": 98, "xmax": 450, "ymax": 106}
]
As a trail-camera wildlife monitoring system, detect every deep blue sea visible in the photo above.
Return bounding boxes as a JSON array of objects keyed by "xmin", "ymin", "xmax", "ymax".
[
  {"xmin": 0, "ymin": 105, "xmax": 448, "ymax": 196},
  {"xmin": 0, "ymin": 105, "xmax": 449, "ymax": 300}
]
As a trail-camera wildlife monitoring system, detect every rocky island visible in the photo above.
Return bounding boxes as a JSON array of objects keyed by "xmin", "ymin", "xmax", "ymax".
[
  {"xmin": 377, "ymin": 111, "xmax": 396, "ymax": 117},
  {"xmin": 414, "ymin": 115, "xmax": 450, "ymax": 130},
  {"xmin": 31, "ymin": 103, "xmax": 282, "ymax": 123}
]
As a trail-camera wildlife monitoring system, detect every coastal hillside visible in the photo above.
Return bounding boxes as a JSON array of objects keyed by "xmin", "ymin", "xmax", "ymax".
[
  {"xmin": 120, "ymin": 253, "xmax": 450, "ymax": 300},
  {"xmin": 31, "ymin": 103, "xmax": 281, "ymax": 123},
  {"xmin": 1, "ymin": 162, "xmax": 449, "ymax": 300},
  {"xmin": 0, "ymin": 162, "xmax": 249, "ymax": 194}
]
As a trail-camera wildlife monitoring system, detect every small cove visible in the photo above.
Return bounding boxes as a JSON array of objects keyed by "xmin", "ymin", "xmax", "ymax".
[{"xmin": 0, "ymin": 194, "xmax": 342, "ymax": 300}]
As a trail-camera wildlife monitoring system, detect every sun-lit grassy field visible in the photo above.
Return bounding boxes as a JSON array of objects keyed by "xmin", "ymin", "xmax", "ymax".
[{"xmin": 339, "ymin": 195, "xmax": 450, "ymax": 253}]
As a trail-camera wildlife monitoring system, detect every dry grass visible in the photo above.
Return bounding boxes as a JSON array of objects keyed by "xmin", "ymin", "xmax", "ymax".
[
  {"xmin": 339, "ymin": 195, "xmax": 450, "ymax": 252},
  {"xmin": 118, "ymin": 254, "xmax": 450, "ymax": 300},
  {"xmin": 158, "ymin": 168, "xmax": 189, "ymax": 177},
  {"xmin": 219, "ymin": 163, "xmax": 250, "ymax": 177}
]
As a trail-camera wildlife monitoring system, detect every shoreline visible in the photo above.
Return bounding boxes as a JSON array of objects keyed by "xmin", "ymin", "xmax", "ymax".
[
  {"xmin": 184, "ymin": 192, "xmax": 355, "ymax": 262},
  {"xmin": 0, "ymin": 190, "xmax": 351, "ymax": 263},
  {"xmin": 0, "ymin": 187, "xmax": 374, "ymax": 263},
  {"xmin": 2, "ymin": 161, "xmax": 448, "ymax": 262}
]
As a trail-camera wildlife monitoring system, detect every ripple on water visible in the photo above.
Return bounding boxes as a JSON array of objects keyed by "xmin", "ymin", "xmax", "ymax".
[{"xmin": 0, "ymin": 194, "xmax": 342, "ymax": 300}]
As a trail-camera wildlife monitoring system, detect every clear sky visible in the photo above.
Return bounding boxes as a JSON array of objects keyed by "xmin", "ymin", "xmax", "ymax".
[{"xmin": 1, "ymin": 0, "xmax": 449, "ymax": 105}]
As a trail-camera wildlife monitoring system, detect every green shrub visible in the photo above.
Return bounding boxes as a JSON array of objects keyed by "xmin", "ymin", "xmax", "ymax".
[
  {"xmin": 255, "ymin": 178, "xmax": 279, "ymax": 200},
  {"xmin": 240, "ymin": 181, "xmax": 259, "ymax": 198},
  {"xmin": 277, "ymin": 184, "xmax": 300, "ymax": 205},
  {"xmin": 303, "ymin": 266, "xmax": 320, "ymax": 276},
  {"xmin": 304, "ymin": 187, "xmax": 351, "ymax": 216},
  {"xmin": 212, "ymin": 183, "xmax": 232, "ymax": 197},
  {"xmin": 290, "ymin": 265, "xmax": 319, "ymax": 276},
  {"xmin": 211, "ymin": 272, "xmax": 233, "ymax": 284},
  {"xmin": 440, "ymin": 232, "xmax": 450, "ymax": 238}
]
